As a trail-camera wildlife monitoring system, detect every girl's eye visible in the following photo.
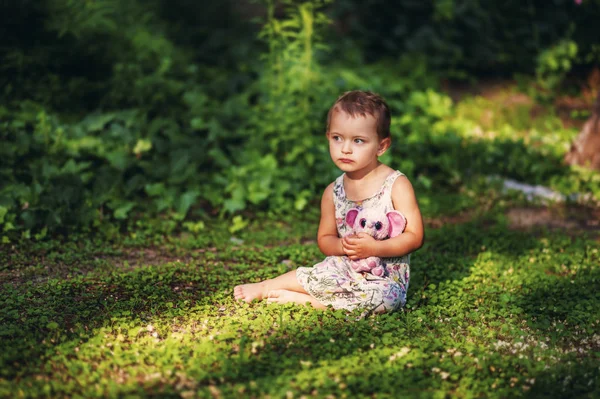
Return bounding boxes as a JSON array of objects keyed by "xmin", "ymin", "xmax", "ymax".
[
  {"xmin": 360, "ymin": 219, "xmax": 366, "ymax": 228},
  {"xmin": 375, "ymin": 221, "xmax": 383, "ymax": 230},
  {"xmin": 354, "ymin": 138, "xmax": 364, "ymax": 144},
  {"xmin": 333, "ymin": 136, "xmax": 341, "ymax": 141}
]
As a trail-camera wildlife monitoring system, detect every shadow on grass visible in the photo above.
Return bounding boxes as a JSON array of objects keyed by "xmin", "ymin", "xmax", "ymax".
[
  {"xmin": 0, "ymin": 282, "xmax": 426, "ymax": 396},
  {"xmin": 0, "ymin": 262, "xmax": 228, "ymax": 377},
  {"xmin": 528, "ymin": 351, "xmax": 600, "ymax": 398},
  {"xmin": 516, "ymin": 265, "xmax": 599, "ymax": 332},
  {"xmin": 515, "ymin": 266, "xmax": 600, "ymax": 397}
]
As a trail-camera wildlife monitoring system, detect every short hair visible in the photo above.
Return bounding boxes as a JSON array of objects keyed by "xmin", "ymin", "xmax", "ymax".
[{"xmin": 326, "ymin": 90, "xmax": 391, "ymax": 139}]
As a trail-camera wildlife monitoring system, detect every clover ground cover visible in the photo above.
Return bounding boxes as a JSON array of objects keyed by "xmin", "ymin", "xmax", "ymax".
[{"xmin": 1, "ymin": 200, "xmax": 598, "ymax": 398}]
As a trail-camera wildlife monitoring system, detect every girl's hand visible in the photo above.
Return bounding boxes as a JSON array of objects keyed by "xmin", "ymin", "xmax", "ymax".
[{"xmin": 342, "ymin": 233, "xmax": 377, "ymax": 261}]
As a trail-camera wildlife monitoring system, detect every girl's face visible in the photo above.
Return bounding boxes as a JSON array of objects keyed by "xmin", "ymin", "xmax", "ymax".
[{"xmin": 327, "ymin": 110, "xmax": 390, "ymax": 175}]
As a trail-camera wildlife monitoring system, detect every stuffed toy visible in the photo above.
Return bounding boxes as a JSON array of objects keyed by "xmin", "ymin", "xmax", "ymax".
[{"xmin": 344, "ymin": 207, "xmax": 407, "ymax": 276}]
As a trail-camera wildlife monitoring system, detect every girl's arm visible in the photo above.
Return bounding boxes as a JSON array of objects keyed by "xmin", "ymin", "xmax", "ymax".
[
  {"xmin": 343, "ymin": 176, "xmax": 424, "ymax": 259},
  {"xmin": 378, "ymin": 175, "xmax": 425, "ymax": 257},
  {"xmin": 317, "ymin": 183, "xmax": 345, "ymax": 256}
]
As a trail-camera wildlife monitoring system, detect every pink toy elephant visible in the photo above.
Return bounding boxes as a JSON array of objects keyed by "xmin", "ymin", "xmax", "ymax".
[{"xmin": 345, "ymin": 207, "xmax": 407, "ymax": 276}]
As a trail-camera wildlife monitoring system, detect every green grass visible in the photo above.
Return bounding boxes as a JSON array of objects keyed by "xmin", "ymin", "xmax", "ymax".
[{"xmin": 1, "ymin": 196, "xmax": 599, "ymax": 398}]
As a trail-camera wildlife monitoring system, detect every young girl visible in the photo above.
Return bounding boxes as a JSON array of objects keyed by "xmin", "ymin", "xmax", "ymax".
[{"xmin": 234, "ymin": 90, "xmax": 424, "ymax": 315}]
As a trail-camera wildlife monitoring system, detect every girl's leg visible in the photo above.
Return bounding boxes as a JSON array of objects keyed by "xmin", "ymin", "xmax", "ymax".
[
  {"xmin": 266, "ymin": 290, "xmax": 327, "ymax": 310},
  {"xmin": 234, "ymin": 270, "xmax": 307, "ymax": 303}
]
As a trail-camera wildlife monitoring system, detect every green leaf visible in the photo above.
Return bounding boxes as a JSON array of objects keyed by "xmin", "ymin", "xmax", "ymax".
[
  {"xmin": 47, "ymin": 321, "xmax": 59, "ymax": 330},
  {"xmin": 84, "ymin": 113, "xmax": 118, "ymax": 132},
  {"xmin": 0, "ymin": 206, "xmax": 7, "ymax": 224},
  {"xmin": 133, "ymin": 139, "xmax": 152, "ymax": 156},
  {"xmin": 106, "ymin": 150, "xmax": 129, "ymax": 171},
  {"xmin": 224, "ymin": 198, "xmax": 245, "ymax": 215},
  {"xmin": 229, "ymin": 215, "xmax": 248, "ymax": 234},
  {"xmin": 294, "ymin": 196, "xmax": 308, "ymax": 211},
  {"xmin": 190, "ymin": 117, "xmax": 206, "ymax": 130},
  {"xmin": 145, "ymin": 183, "xmax": 165, "ymax": 197},
  {"xmin": 224, "ymin": 185, "xmax": 246, "ymax": 214},
  {"xmin": 114, "ymin": 202, "xmax": 135, "ymax": 219},
  {"xmin": 176, "ymin": 190, "xmax": 199, "ymax": 216}
]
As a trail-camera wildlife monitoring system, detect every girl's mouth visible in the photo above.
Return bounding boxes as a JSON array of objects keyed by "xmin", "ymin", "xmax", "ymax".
[{"xmin": 339, "ymin": 158, "xmax": 353, "ymax": 163}]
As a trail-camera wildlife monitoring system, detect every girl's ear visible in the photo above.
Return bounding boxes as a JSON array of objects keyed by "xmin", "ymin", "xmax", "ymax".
[
  {"xmin": 377, "ymin": 137, "xmax": 392, "ymax": 156},
  {"xmin": 346, "ymin": 208, "xmax": 360, "ymax": 227},
  {"xmin": 386, "ymin": 211, "xmax": 406, "ymax": 237}
]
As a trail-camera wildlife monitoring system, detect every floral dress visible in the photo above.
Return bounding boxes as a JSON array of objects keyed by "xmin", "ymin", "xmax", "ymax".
[{"xmin": 296, "ymin": 170, "xmax": 411, "ymax": 315}]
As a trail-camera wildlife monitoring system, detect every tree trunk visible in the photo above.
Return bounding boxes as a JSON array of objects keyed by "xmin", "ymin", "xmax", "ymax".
[{"xmin": 565, "ymin": 91, "xmax": 600, "ymax": 170}]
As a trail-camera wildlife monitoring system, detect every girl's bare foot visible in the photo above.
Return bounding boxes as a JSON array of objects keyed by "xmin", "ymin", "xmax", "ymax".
[{"xmin": 234, "ymin": 282, "xmax": 268, "ymax": 303}]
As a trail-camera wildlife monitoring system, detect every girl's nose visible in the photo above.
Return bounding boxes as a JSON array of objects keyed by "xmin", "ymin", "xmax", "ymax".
[{"xmin": 342, "ymin": 141, "xmax": 352, "ymax": 154}]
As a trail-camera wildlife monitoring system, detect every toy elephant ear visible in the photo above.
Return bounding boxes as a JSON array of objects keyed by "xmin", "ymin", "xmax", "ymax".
[
  {"xmin": 387, "ymin": 211, "xmax": 407, "ymax": 237},
  {"xmin": 346, "ymin": 208, "xmax": 360, "ymax": 227}
]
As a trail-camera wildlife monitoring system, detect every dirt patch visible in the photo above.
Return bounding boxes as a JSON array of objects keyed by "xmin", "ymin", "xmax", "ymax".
[
  {"xmin": 110, "ymin": 247, "xmax": 210, "ymax": 267},
  {"xmin": 506, "ymin": 206, "xmax": 600, "ymax": 237},
  {"xmin": 0, "ymin": 246, "xmax": 212, "ymax": 286},
  {"xmin": 425, "ymin": 205, "xmax": 600, "ymax": 240},
  {"xmin": 425, "ymin": 211, "xmax": 477, "ymax": 229}
]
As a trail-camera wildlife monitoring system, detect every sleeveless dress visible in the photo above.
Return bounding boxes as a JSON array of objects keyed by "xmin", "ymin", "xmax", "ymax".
[{"xmin": 296, "ymin": 170, "xmax": 411, "ymax": 314}]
